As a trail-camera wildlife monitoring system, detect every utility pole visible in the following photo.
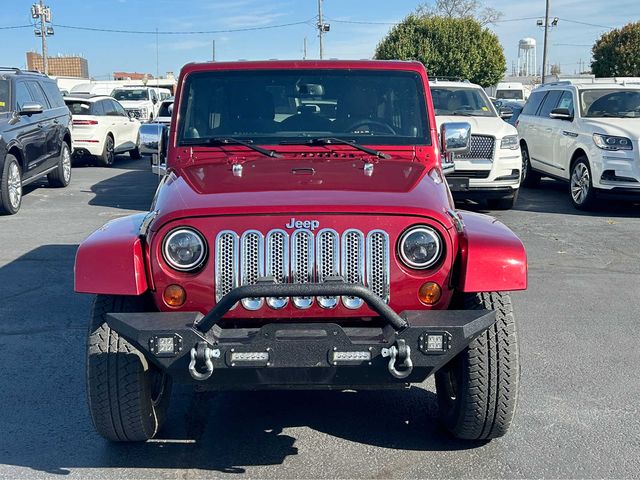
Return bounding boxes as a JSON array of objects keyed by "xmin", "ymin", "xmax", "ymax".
[
  {"xmin": 316, "ymin": 0, "xmax": 330, "ymax": 59},
  {"xmin": 303, "ymin": 37, "xmax": 307, "ymax": 60},
  {"xmin": 212, "ymin": 39, "xmax": 216, "ymax": 62},
  {"xmin": 31, "ymin": 1, "xmax": 53, "ymax": 75},
  {"xmin": 541, "ymin": 0, "xmax": 550, "ymax": 84}
]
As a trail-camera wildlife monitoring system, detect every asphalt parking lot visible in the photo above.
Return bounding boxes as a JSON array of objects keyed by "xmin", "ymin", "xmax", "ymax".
[{"xmin": 0, "ymin": 157, "xmax": 639, "ymax": 479}]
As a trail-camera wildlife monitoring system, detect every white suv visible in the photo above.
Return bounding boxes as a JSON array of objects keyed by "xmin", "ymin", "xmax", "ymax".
[
  {"xmin": 111, "ymin": 87, "xmax": 160, "ymax": 122},
  {"xmin": 432, "ymin": 80, "xmax": 522, "ymax": 209},
  {"xmin": 517, "ymin": 79, "xmax": 640, "ymax": 209}
]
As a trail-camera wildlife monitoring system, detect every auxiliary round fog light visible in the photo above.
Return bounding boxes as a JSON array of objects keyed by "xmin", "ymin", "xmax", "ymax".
[
  {"xmin": 418, "ymin": 282, "xmax": 441, "ymax": 305},
  {"xmin": 163, "ymin": 284, "xmax": 186, "ymax": 307}
]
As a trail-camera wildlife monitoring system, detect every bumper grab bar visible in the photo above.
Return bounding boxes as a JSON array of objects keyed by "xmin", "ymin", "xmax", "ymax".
[{"xmin": 194, "ymin": 277, "xmax": 408, "ymax": 333}]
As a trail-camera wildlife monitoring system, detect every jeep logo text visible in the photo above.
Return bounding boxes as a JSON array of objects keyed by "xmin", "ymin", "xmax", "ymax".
[{"xmin": 285, "ymin": 218, "xmax": 320, "ymax": 230}]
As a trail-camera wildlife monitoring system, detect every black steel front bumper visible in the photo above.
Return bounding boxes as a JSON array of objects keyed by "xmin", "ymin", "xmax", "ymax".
[{"xmin": 106, "ymin": 281, "xmax": 496, "ymax": 389}]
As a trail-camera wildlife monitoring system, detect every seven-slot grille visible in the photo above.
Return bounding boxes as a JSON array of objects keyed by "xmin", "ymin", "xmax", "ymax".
[
  {"xmin": 215, "ymin": 228, "xmax": 390, "ymax": 310},
  {"xmin": 455, "ymin": 135, "xmax": 495, "ymax": 160}
]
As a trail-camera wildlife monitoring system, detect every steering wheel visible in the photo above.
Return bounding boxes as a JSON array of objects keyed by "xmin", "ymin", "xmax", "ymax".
[{"xmin": 345, "ymin": 119, "xmax": 397, "ymax": 135}]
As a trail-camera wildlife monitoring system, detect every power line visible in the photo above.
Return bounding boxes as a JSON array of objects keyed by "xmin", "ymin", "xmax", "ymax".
[
  {"xmin": 50, "ymin": 19, "xmax": 315, "ymax": 35},
  {"xmin": 558, "ymin": 18, "xmax": 614, "ymax": 29},
  {"xmin": 0, "ymin": 24, "xmax": 32, "ymax": 30}
]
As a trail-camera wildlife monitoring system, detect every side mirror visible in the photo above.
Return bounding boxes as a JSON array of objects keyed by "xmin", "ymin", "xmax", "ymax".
[
  {"xmin": 168, "ymin": 103, "xmax": 173, "ymax": 115},
  {"xmin": 441, "ymin": 122, "xmax": 471, "ymax": 154},
  {"xmin": 549, "ymin": 107, "xmax": 573, "ymax": 121},
  {"xmin": 19, "ymin": 102, "xmax": 43, "ymax": 116},
  {"xmin": 152, "ymin": 96, "xmax": 158, "ymax": 105},
  {"xmin": 139, "ymin": 123, "xmax": 168, "ymax": 175},
  {"xmin": 499, "ymin": 107, "xmax": 514, "ymax": 120}
]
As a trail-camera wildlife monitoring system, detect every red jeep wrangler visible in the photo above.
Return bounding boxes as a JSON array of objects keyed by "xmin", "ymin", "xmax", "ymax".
[{"xmin": 75, "ymin": 60, "xmax": 527, "ymax": 442}]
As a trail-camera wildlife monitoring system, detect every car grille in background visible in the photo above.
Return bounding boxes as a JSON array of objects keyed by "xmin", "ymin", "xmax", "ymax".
[
  {"xmin": 215, "ymin": 228, "xmax": 390, "ymax": 310},
  {"xmin": 455, "ymin": 135, "xmax": 495, "ymax": 160},
  {"xmin": 447, "ymin": 170, "xmax": 491, "ymax": 179}
]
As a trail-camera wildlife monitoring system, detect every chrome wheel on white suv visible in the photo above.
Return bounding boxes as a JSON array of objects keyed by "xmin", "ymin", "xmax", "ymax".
[{"xmin": 570, "ymin": 157, "xmax": 596, "ymax": 210}]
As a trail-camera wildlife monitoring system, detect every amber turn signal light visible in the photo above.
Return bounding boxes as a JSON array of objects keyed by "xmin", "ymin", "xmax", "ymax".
[
  {"xmin": 418, "ymin": 282, "xmax": 441, "ymax": 305},
  {"xmin": 163, "ymin": 284, "xmax": 186, "ymax": 307}
]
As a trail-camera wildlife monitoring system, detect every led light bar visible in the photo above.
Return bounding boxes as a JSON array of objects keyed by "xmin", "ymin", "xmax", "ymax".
[
  {"xmin": 230, "ymin": 351, "xmax": 270, "ymax": 362},
  {"xmin": 331, "ymin": 351, "xmax": 372, "ymax": 363}
]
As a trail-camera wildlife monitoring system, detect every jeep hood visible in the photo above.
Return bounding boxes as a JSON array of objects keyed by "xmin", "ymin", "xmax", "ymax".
[{"xmin": 151, "ymin": 157, "xmax": 454, "ymax": 230}]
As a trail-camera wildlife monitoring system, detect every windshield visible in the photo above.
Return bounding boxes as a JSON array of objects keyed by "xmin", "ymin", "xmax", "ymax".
[
  {"xmin": 496, "ymin": 90, "xmax": 523, "ymax": 100},
  {"xmin": 581, "ymin": 89, "xmax": 640, "ymax": 118},
  {"xmin": 177, "ymin": 69, "xmax": 429, "ymax": 146},
  {"xmin": 112, "ymin": 89, "xmax": 149, "ymax": 101},
  {"xmin": 0, "ymin": 80, "xmax": 9, "ymax": 113},
  {"xmin": 431, "ymin": 86, "xmax": 496, "ymax": 117}
]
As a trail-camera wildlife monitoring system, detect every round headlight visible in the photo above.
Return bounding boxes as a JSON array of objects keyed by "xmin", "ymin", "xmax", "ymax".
[
  {"xmin": 398, "ymin": 226, "xmax": 442, "ymax": 269},
  {"xmin": 162, "ymin": 228, "xmax": 207, "ymax": 272}
]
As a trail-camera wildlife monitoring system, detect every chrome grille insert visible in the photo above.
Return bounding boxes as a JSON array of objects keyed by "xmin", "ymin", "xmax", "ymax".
[
  {"xmin": 366, "ymin": 230, "xmax": 390, "ymax": 304},
  {"xmin": 316, "ymin": 229, "xmax": 339, "ymax": 309},
  {"xmin": 215, "ymin": 231, "xmax": 238, "ymax": 308},
  {"xmin": 341, "ymin": 229, "xmax": 365, "ymax": 309},
  {"xmin": 456, "ymin": 135, "xmax": 495, "ymax": 160},
  {"xmin": 291, "ymin": 229, "xmax": 314, "ymax": 309},
  {"xmin": 240, "ymin": 231, "xmax": 264, "ymax": 310},
  {"xmin": 215, "ymin": 227, "xmax": 391, "ymax": 310},
  {"xmin": 265, "ymin": 229, "xmax": 289, "ymax": 309}
]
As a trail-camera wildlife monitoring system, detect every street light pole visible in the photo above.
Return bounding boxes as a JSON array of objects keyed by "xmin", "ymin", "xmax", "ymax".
[
  {"xmin": 541, "ymin": 0, "xmax": 550, "ymax": 83},
  {"xmin": 39, "ymin": 0, "xmax": 48, "ymax": 74},
  {"xmin": 317, "ymin": 0, "xmax": 324, "ymax": 59}
]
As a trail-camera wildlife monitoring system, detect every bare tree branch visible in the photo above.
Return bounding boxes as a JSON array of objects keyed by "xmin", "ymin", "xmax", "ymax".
[{"xmin": 415, "ymin": 0, "xmax": 504, "ymax": 26}]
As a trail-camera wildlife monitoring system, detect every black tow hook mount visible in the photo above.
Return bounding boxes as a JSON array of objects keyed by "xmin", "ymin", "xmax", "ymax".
[
  {"xmin": 381, "ymin": 339, "xmax": 413, "ymax": 379},
  {"xmin": 188, "ymin": 342, "xmax": 220, "ymax": 381}
]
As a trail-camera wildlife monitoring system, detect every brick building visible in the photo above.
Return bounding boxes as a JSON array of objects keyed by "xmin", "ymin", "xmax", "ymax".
[
  {"xmin": 113, "ymin": 72, "xmax": 154, "ymax": 81},
  {"xmin": 26, "ymin": 52, "xmax": 89, "ymax": 78}
]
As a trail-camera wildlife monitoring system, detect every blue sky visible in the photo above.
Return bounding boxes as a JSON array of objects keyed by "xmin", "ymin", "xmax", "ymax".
[{"xmin": 1, "ymin": 0, "xmax": 639, "ymax": 79}]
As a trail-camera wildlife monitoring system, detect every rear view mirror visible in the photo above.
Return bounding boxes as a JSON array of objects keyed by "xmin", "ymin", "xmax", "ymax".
[
  {"xmin": 441, "ymin": 122, "xmax": 471, "ymax": 154},
  {"xmin": 549, "ymin": 107, "xmax": 573, "ymax": 121},
  {"xmin": 19, "ymin": 102, "xmax": 43, "ymax": 116},
  {"xmin": 499, "ymin": 107, "xmax": 514, "ymax": 119}
]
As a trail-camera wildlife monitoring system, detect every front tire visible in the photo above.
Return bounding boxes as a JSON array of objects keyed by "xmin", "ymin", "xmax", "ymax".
[
  {"xmin": 487, "ymin": 190, "xmax": 519, "ymax": 210},
  {"xmin": 0, "ymin": 154, "xmax": 22, "ymax": 215},
  {"xmin": 520, "ymin": 143, "xmax": 541, "ymax": 188},
  {"xmin": 570, "ymin": 157, "xmax": 596, "ymax": 210},
  {"xmin": 86, "ymin": 294, "xmax": 172, "ymax": 442},
  {"xmin": 47, "ymin": 142, "xmax": 72, "ymax": 188},
  {"xmin": 129, "ymin": 134, "xmax": 142, "ymax": 160},
  {"xmin": 436, "ymin": 292, "xmax": 519, "ymax": 440}
]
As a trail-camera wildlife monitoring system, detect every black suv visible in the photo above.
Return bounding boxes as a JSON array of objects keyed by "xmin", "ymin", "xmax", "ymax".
[{"xmin": 0, "ymin": 67, "xmax": 72, "ymax": 215}]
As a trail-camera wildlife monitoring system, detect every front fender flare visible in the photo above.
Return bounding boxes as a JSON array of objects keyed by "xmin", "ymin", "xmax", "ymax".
[
  {"xmin": 454, "ymin": 211, "xmax": 527, "ymax": 292},
  {"xmin": 75, "ymin": 213, "xmax": 149, "ymax": 295}
]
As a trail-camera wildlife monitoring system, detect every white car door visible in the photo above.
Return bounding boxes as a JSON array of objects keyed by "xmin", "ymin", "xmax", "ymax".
[
  {"xmin": 518, "ymin": 90, "xmax": 547, "ymax": 170},
  {"xmin": 113, "ymin": 100, "xmax": 139, "ymax": 147},
  {"xmin": 551, "ymin": 91, "xmax": 578, "ymax": 179},
  {"xmin": 531, "ymin": 90, "xmax": 563, "ymax": 176}
]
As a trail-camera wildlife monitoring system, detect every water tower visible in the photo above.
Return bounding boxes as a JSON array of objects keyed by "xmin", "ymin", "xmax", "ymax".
[{"xmin": 518, "ymin": 38, "xmax": 537, "ymax": 77}]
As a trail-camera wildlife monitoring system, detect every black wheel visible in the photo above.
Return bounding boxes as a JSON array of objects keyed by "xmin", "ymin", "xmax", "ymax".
[
  {"xmin": 520, "ymin": 143, "xmax": 541, "ymax": 187},
  {"xmin": 570, "ymin": 156, "xmax": 596, "ymax": 210},
  {"xmin": 47, "ymin": 142, "xmax": 72, "ymax": 188},
  {"xmin": 129, "ymin": 134, "xmax": 142, "ymax": 160},
  {"xmin": 487, "ymin": 190, "xmax": 519, "ymax": 210},
  {"xmin": 97, "ymin": 134, "xmax": 115, "ymax": 167},
  {"xmin": 0, "ymin": 154, "xmax": 22, "ymax": 215},
  {"xmin": 436, "ymin": 292, "xmax": 519, "ymax": 440},
  {"xmin": 87, "ymin": 294, "xmax": 172, "ymax": 442}
]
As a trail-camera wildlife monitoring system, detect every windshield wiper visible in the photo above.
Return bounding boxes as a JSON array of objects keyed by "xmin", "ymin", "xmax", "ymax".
[
  {"xmin": 451, "ymin": 111, "xmax": 475, "ymax": 116},
  {"xmin": 182, "ymin": 137, "xmax": 282, "ymax": 158},
  {"xmin": 280, "ymin": 137, "xmax": 391, "ymax": 159}
]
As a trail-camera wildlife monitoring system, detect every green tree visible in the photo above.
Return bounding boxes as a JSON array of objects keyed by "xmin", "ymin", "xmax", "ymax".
[
  {"xmin": 591, "ymin": 21, "xmax": 640, "ymax": 77},
  {"xmin": 375, "ymin": 15, "xmax": 506, "ymax": 87}
]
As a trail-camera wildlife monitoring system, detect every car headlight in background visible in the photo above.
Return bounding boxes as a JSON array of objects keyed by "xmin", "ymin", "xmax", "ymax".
[
  {"xmin": 398, "ymin": 226, "xmax": 443, "ymax": 270},
  {"xmin": 500, "ymin": 135, "xmax": 519, "ymax": 150},
  {"xmin": 162, "ymin": 228, "xmax": 207, "ymax": 272},
  {"xmin": 593, "ymin": 133, "xmax": 633, "ymax": 151}
]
